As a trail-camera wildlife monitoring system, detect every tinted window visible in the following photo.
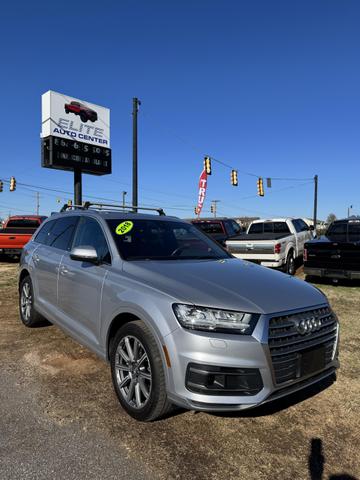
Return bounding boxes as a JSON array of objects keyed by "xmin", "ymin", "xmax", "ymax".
[
  {"xmin": 348, "ymin": 222, "xmax": 360, "ymax": 241},
  {"xmin": 73, "ymin": 217, "xmax": 111, "ymax": 263},
  {"xmin": 106, "ymin": 219, "xmax": 229, "ymax": 261},
  {"xmin": 327, "ymin": 222, "xmax": 347, "ymax": 238},
  {"xmin": 273, "ymin": 222, "xmax": 290, "ymax": 233},
  {"xmin": 248, "ymin": 222, "xmax": 290, "ymax": 234},
  {"xmin": 292, "ymin": 220, "xmax": 302, "ymax": 233},
  {"xmin": 196, "ymin": 222, "xmax": 224, "ymax": 234},
  {"xmin": 264, "ymin": 223, "xmax": 273, "ymax": 233},
  {"xmin": 48, "ymin": 216, "xmax": 78, "ymax": 251},
  {"xmin": 248, "ymin": 223, "xmax": 263, "ymax": 234},
  {"xmin": 34, "ymin": 220, "xmax": 56, "ymax": 245},
  {"xmin": 6, "ymin": 219, "xmax": 41, "ymax": 228}
]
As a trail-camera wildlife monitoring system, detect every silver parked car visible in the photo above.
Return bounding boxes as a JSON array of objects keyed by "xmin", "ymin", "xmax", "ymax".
[{"xmin": 19, "ymin": 205, "xmax": 339, "ymax": 421}]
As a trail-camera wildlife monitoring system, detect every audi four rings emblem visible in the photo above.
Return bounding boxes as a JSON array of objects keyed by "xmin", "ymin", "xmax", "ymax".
[{"xmin": 295, "ymin": 316, "xmax": 323, "ymax": 335}]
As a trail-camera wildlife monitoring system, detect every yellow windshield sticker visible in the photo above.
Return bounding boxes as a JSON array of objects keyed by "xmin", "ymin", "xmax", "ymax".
[{"xmin": 116, "ymin": 221, "xmax": 134, "ymax": 235}]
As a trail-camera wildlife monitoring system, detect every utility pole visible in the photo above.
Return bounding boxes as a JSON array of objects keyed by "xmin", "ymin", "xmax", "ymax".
[
  {"xmin": 211, "ymin": 200, "xmax": 220, "ymax": 218},
  {"xmin": 313, "ymin": 175, "xmax": 318, "ymax": 234},
  {"xmin": 122, "ymin": 191, "xmax": 127, "ymax": 208},
  {"xmin": 36, "ymin": 192, "xmax": 40, "ymax": 215},
  {"xmin": 132, "ymin": 97, "xmax": 141, "ymax": 212}
]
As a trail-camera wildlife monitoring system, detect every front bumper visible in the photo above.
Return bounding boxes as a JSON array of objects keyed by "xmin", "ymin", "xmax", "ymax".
[
  {"xmin": 164, "ymin": 310, "xmax": 339, "ymax": 412},
  {"xmin": 304, "ymin": 267, "xmax": 360, "ymax": 280}
]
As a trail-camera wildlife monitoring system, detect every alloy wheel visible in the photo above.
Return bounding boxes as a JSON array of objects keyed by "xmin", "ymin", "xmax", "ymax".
[
  {"xmin": 115, "ymin": 335, "xmax": 152, "ymax": 409},
  {"xmin": 20, "ymin": 282, "xmax": 32, "ymax": 321}
]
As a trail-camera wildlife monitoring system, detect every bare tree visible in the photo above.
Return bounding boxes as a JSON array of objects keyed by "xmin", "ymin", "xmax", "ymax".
[{"xmin": 326, "ymin": 213, "xmax": 337, "ymax": 224}]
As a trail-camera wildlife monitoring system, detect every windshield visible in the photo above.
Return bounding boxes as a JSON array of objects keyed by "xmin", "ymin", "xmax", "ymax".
[{"xmin": 106, "ymin": 219, "xmax": 230, "ymax": 261}]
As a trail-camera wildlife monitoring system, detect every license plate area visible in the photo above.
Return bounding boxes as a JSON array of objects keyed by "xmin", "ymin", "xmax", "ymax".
[{"xmin": 300, "ymin": 346, "xmax": 326, "ymax": 377}]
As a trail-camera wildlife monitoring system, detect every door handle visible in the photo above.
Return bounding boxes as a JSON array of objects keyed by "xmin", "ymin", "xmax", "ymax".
[
  {"xmin": 60, "ymin": 266, "xmax": 69, "ymax": 275},
  {"xmin": 9, "ymin": 236, "xmax": 16, "ymax": 240}
]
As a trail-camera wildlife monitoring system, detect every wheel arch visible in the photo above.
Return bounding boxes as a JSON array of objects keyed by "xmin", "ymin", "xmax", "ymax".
[{"xmin": 19, "ymin": 268, "xmax": 30, "ymax": 290}]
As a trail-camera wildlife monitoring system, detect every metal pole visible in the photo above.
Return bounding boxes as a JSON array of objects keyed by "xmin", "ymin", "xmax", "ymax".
[
  {"xmin": 313, "ymin": 175, "xmax": 318, "ymax": 234},
  {"xmin": 36, "ymin": 192, "xmax": 40, "ymax": 215},
  {"xmin": 212, "ymin": 200, "xmax": 220, "ymax": 218},
  {"xmin": 132, "ymin": 98, "xmax": 141, "ymax": 212},
  {"xmin": 74, "ymin": 169, "xmax": 82, "ymax": 206},
  {"xmin": 122, "ymin": 191, "xmax": 127, "ymax": 208}
]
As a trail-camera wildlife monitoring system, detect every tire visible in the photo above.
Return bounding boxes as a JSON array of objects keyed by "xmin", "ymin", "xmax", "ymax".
[
  {"xmin": 80, "ymin": 113, "xmax": 88, "ymax": 123},
  {"xmin": 19, "ymin": 276, "xmax": 47, "ymax": 328},
  {"xmin": 110, "ymin": 320, "xmax": 172, "ymax": 421},
  {"xmin": 285, "ymin": 251, "xmax": 296, "ymax": 275},
  {"xmin": 65, "ymin": 108, "xmax": 69, "ymax": 114}
]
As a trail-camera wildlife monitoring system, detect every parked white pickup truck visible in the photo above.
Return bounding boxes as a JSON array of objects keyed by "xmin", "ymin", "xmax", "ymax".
[{"xmin": 226, "ymin": 218, "xmax": 314, "ymax": 275}]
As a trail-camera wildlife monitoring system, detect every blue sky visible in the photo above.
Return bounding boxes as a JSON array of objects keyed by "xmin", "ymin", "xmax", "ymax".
[{"xmin": 0, "ymin": 0, "xmax": 359, "ymax": 221}]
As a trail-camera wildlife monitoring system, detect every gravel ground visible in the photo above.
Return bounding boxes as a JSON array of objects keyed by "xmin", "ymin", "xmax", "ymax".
[{"xmin": 0, "ymin": 262, "xmax": 359, "ymax": 480}]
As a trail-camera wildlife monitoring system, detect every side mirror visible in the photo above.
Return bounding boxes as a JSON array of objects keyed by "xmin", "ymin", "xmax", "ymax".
[
  {"xmin": 70, "ymin": 245, "xmax": 99, "ymax": 264},
  {"xmin": 309, "ymin": 225, "xmax": 315, "ymax": 231}
]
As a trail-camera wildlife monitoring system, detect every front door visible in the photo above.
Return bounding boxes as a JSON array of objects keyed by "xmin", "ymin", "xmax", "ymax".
[{"xmin": 57, "ymin": 216, "xmax": 111, "ymax": 350}]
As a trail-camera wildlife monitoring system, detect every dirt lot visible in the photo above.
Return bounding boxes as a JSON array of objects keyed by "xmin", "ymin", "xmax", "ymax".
[{"xmin": 0, "ymin": 261, "xmax": 359, "ymax": 480}]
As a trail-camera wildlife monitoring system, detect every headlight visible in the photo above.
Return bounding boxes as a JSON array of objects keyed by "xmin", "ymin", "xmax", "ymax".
[{"xmin": 173, "ymin": 304, "xmax": 258, "ymax": 334}]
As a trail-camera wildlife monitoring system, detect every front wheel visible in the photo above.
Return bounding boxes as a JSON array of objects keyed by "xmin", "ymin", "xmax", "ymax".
[
  {"xmin": 80, "ymin": 113, "xmax": 88, "ymax": 123},
  {"xmin": 285, "ymin": 252, "xmax": 296, "ymax": 275},
  {"xmin": 110, "ymin": 321, "xmax": 172, "ymax": 421}
]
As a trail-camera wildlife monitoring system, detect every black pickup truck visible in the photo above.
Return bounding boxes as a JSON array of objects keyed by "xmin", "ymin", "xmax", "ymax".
[{"xmin": 304, "ymin": 217, "xmax": 360, "ymax": 280}]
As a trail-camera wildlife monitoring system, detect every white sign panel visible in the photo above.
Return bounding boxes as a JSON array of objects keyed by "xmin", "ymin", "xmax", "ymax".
[{"xmin": 41, "ymin": 90, "xmax": 110, "ymax": 147}]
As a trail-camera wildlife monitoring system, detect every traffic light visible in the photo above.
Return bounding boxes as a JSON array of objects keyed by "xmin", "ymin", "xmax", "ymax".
[
  {"xmin": 204, "ymin": 156, "xmax": 212, "ymax": 175},
  {"xmin": 9, "ymin": 176, "xmax": 16, "ymax": 191},
  {"xmin": 266, "ymin": 177, "xmax": 272, "ymax": 188},
  {"xmin": 0, "ymin": 180, "xmax": 3, "ymax": 192},
  {"xmin": 231, "ymin": 169, "xmax": 238, "ymax": 186},
  {"xmin": 67, "ymin": 199, "xmax": 73, "ymax": 207},
  {"xmin": 194, "ymin": 207, "xmax": 198, "ymax": 215},
  {"xmin": 257, "ymin": 177, "xmax": 264, "ymax": 197},
  {"xmin": 210, "ymin": 204, "xmax": 214, "ymax": 213}
]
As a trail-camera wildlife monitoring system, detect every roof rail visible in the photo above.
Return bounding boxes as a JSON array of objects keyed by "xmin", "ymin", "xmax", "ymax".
[
  {"xmin": 59, "ymin": 204, "xmax": 85, "ymax": 212},
  {"xmin": 82, "ymin": 202, "xmax": 166, "ymax": 216}
]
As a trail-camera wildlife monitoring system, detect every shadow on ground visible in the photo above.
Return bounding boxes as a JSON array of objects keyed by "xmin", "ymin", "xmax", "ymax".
[{"xmin": 309, "ymin": 438, "xmax": 358, "ymax": 480}]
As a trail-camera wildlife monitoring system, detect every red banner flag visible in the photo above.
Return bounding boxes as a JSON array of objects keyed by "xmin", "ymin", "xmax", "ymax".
[{"xmin": 195, "ymin": 169, "xmax": 208, "ymax": 216}]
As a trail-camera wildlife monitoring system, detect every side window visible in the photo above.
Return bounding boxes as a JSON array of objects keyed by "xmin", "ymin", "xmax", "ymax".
[
  {"xmin": 72, "ymin": 217, "xmax": 111, "ymax": 264},
  {"xmin": 292, "ymin": 220, "xmax": 301, "ymax": 233},
  {"xmin": 48, "ymin": 216, "xmax": 79, "ymax": 251},
  {"xmin": 34, "ymin": 219, "xmax": 56, "ymax": 245},
  {"xmin": 298, "ymin": 219, "xmax": 309, "ymax": 232}
]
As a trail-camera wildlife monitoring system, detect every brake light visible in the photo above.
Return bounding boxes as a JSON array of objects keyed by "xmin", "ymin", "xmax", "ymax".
[
  {"xmin": 304, "ymin": 248, "xmax": 308, "ymax": 262},
  {"xmin": 274, "ymin": 243, "xmax": 281, "ymax": 254}
]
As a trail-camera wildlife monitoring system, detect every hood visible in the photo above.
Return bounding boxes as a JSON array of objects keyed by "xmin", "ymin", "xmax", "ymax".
[{"xmin": 123, "ymin": 258, "xmax": 327, "ymax": 315}]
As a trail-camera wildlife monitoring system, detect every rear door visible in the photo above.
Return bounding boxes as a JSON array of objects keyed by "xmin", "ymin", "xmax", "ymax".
[
  {"xmin": 32, "ymin": 216, "xmax": 79, "ymax": 315},
  {"xmin": 57, "ymin": 216, "xmax": 111, "ymax": 349}
]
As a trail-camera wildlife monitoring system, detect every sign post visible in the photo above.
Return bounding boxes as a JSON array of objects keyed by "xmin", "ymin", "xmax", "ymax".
[{"xmin": 41, "ymin": 91, "xmax": 111, "ymax": 206}]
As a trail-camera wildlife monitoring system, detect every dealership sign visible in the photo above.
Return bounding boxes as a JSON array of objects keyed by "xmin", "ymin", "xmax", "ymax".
[
  {"xmin": 41, "ymin": 91, "xmax": 112, "ymax": 175},
  {"xmin": 195, "ymin": 169, "xmax": 208, "ymax": 216}
]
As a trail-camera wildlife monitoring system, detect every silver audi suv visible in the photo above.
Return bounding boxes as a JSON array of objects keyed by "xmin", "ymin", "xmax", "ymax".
[{"xmin": 19, "ymin": 206, "xmax": 339, "ymax": 421}]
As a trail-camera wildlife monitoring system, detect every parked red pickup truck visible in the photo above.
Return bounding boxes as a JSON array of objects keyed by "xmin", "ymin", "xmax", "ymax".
[{"xmin": 0, "ymin": 216, "xmax": 46, "ymax": 258}]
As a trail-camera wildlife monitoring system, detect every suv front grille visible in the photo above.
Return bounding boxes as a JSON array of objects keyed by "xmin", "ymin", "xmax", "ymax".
[{"xmin": 268, "ymin": 307, "xmax": 338, "ymax": 385}]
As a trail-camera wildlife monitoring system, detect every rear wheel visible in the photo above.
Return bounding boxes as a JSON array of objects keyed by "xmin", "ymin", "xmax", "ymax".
[
  {"xmin": 19, "ymin": 276, "xmax": 47, "ymax": 327},
  {"xmin": 285, "ymin": 252, "xmax": 296, "ymax": 275},
  {"xmin": 80, "ymin": 112, "xmax": 88, "ymax": 122},
  {"xmin": 110, "ymin": 321, "xmax": 172, "ymax": 421}
]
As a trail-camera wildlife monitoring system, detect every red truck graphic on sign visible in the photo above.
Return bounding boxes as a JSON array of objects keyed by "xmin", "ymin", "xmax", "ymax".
[{"xmin": 64, "ymin": 101, "xmax": 98, "ymax": 123}]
